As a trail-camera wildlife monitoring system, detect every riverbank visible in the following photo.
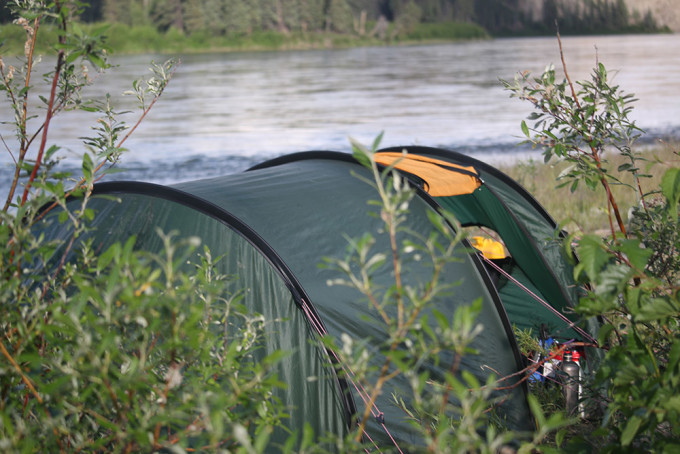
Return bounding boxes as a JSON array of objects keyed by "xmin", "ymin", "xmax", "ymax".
[
  {"xmin": 0, "ymin": 21, "xmax": 489, "ymax": 56},
  {"xmin": 499, "ymin": 141, "xmax": 679, "ymax": 233}
]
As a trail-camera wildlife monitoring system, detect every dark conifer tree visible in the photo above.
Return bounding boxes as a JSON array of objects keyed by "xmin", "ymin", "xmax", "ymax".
[
  {"xmin": 79, "ymin": 0, "xmax": 103, "ymax": 22},
  {"xmin": 0, "ymin": 2, "xmax": 15, "ymax": 23}
]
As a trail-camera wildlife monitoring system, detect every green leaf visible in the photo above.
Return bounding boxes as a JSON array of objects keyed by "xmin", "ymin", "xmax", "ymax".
[
  {"xmin": 45, "ymin": 144, "xmax": 61, "ymax": 161},
  {"xmin": 65, "ymin": 49, "xmax": 83, "ymax": 64},
  {"xmin": 662, "ymin": 395, "xmax": 680, "ymax": 413},
  {"xmin": 621, "ymin": 415, "xmax": 642, "ymax": 446},
  {"xmin": 253, "ymin": 423, "xmax": 272, "ymax": 452},
  {"xmin": 372, "ymin": 131, "xmax": 384, "ymax": 151},
  {"xmin": 612, "ymin": 356, "xmax": 648, "ymax": 386},
  {"xmin": 0, "ymin": 413, "xmax": 14, "ymax": 438},
  {"xmin": 97, "ymin": 242, "xmax": 120, "ymax": 271},
  {"xmin": 577, "ymin": 294, "xmax": 617, "ymax": 316},
  {"xmin": 617, "ymin": 239, "xmax": 653, "ymax": 271},
  {"xmin": 570, "ymin": 179, "xmax": 579, "ymax": 193},
  {"xmin": 526, "ymin": 394, "xmax": 546, "ymax": 428},
  {"xmin": 668, "ymin": 341, "xmax": 680, "ymax": 372},
  {"xmin": 83, "ymin": 208, "xmax": 95, "ymax": 222},
  {"xmin": 598, "ymin": 62, "xmax": 607, "ymax": 80},
  {"xmin": 432, "ymin": 309, "xmax": 449, "ymax": 331},
  {"xmin": 543, "ymin": 149, "xmax": 553, "ymax": 163},
  {"xmin": 521, "ymin": 120, "xmax": 530, "ymax": 138},
  {"xmin": 351, "ymin": 140, "xmax": 372, "ymax": 169},
  {"xmin": 635, "ymin": 297, "xmax": 680, "ymax": 322},
  {"xmin": 88, "ymin": 53, "xmax": 107, "ymax": 69},
  {"xmin": 595, "ymin": 264, "xmax": 632, "ymax": 296},
  {"xmin": 82, "ymin": 152, "xmax": 94, "ymax": 180},
  {"xmin": 597, "ymin": 323, "xmax": 615, "ymax": 346},
  {"xmin": 661, "ymin": 167, "xmax": 680, "ymax": 219},
  {"xmin": 262, "ymin": 349, "xmax": 292, "ymax": 366},
  {"xmin": 575, "ymin": 235, "xmax": 609, "ymax": 279}
]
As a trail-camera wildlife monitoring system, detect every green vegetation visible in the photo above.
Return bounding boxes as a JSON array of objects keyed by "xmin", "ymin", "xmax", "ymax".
[
  {"xmin": 402, "ymin": 20, "xmax": 488, "ymax": 41},
  {"xmin": 502, "ymin": 143, "xmax": 679, "ymax": 234},
  {"xmin": 503, "ymin": 37, "xmax": 680, "ymax": 450},
  {"xmin": 2, "ymin": 1, "xmax": 679, "ymax": 452},
  {"xmin": 0, "ymin": 0, "xmax": 666, "ymax": 56},
  {"xmin": 0, "ymin": 2, "xmax": 292, "ymax": 451},
  {"xmin": 0, "ymin": 20, "xmax": 488, "ymax": 56}
]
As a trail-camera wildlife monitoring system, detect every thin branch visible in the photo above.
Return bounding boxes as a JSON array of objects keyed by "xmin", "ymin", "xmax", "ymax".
[
  {"xmin": 557, "ymin": 31, "xmax": 628, "ymax": 239},
  {"xmin": 19, "ymin": 54, "xmax": 64, "ymax": 206},
  {"xmin": 114, "ymin": 63, "xmax": 178, "ymax": 151},
  {"xmin": 0, "ymin": 133, "xmax": 14, "ymax": 162},
  {"xmin": 557, "ymin": 30, "xmax": 581, "ymax": 112},
  {"xmin": 20, "ymin": 4, "xmax": 68, "ymax": 207},
  {"xmin": 3, "ymin": 15, "xmax": 41, "ymax": 212},
  {"xmin": 354, "ymin": 352, "xmax": 394, "ymax": 443},
  {"xmin": 34, "ymin": 66, "xmax": 177, "ymax": 224},
  {"xmin": 0, "ymin": 339, "xmax": 43, "ymax": 404}
]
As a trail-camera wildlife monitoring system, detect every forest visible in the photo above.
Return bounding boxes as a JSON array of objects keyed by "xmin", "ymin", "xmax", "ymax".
[{"xmin": 0, "ymin": 0, "xmax": 662, "ymax": 39}]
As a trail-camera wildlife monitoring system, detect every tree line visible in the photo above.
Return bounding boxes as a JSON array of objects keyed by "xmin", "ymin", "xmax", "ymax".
[{"xmin": 0, "ymin": 0, "xmax": 662, "ymax": 39}]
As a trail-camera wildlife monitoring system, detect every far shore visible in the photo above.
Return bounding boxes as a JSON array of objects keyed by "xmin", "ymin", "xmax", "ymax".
[
  {"xmin": 1, "ymin": 19, "xmax": 674, "ymax": 57},
  {"xmin": 0, "ymin": 21, "xmax": 492, "ymax": 57}
]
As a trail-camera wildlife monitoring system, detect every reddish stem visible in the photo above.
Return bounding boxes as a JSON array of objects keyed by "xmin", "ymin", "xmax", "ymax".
[
  {"xmin": 3, "ymin": 16, "xmax": 40, "ymax": 211},
  {"xmin": 20, "ymin": 53, "xmax": 63, "ymax": 206},
  {"xmin": 557, "ymin": 32, "xmax": 628, "ymax": 239}
]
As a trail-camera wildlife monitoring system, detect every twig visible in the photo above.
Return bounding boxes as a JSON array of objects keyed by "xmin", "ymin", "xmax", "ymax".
[
  {"xmin": 3, "ymin": 15, "xmax": 40, "ymax": 212},
  {"xmin": 33, "ymin": 64, "xmax": 177, "ymax": 223},
  {"xmin": 557, "ymin": 31, "xmax": 628, "ymax": 239},
  {"xmin": 20, "ymin": 8, "xmax": 67, "ymax": 206},
  {"xmin": 0, "ymin": 339, "xmax": 43, "ymax": 404},
  {"xmin": 354, "ymin": 352, "xmax": 394, "ymax": 443},
  {"xmin": 492, "ymin": 341, "xmax": 601, "ymax": 391}
]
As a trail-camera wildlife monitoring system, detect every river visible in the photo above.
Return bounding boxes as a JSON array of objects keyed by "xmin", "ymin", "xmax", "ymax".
[{"xmin": 1, "ymin": 33, "xmax": 679, "ymax": 191}]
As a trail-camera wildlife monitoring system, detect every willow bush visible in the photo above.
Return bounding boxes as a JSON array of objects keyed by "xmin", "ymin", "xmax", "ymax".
[
  {"xmin": 0, "ymin": 3, "xmax": 563, "ymax": 452},
  {"xmin": 3, "ymin": 1, "xmax": 679, "ymax": 452},
  {"xmin": 504, "ymin": 34, "xmax": 680, "ymax": 452},
  {"xmin": 0, "ymin": 2, "xmax": 287, "ymax": 452}
]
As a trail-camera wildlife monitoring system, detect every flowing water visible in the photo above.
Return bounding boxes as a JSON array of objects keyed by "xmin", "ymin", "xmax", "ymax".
[{"xmin": 2, "ymin": 33, "xmax": 679, "ymax": 191}]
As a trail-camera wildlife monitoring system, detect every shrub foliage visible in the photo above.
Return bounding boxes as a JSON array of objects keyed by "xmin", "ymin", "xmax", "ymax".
[
  {"xmin": 505, "ymin": 34, "xmax": 680, "ymax": 452},
  {"xmin": 1, "ymin": 2, "xmax": 285, "ymax": 451},
  {"xmin": 2, "ymin": 1, "xmax": 679, "ymax": 453}
]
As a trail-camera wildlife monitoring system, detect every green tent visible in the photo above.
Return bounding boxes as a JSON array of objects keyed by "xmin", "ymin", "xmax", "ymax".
[
  {"xmin": 371, "ymin": 146, "xmax": 599, "ymax": 345},
  {"xmin": 37, "ymin": 146, "xmax": 597, "ymax": 450}
]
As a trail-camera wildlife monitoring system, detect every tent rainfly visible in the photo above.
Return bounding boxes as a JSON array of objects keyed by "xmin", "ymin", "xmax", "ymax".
[{"xmin": 38, "ymin": 146, "xmax": 598, "ymax": 451}]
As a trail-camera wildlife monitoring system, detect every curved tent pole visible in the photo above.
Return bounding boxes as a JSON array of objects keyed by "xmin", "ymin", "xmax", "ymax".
[
  {"xmin": 247, "ymin": 151, "xmax": 531, "ymax": 401},
  {"xmin": 87, "ymin": 181, "xmax": 359, "ymax": 433},
  {"xmin": 247, "ymin": 150, "xmax": 358, "ymax": 171}
]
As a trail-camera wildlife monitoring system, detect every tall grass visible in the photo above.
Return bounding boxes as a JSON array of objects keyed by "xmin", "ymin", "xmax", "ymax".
[{"xmin": 501, "ymin": 141, "xmax": 680, "ymax": 234}]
